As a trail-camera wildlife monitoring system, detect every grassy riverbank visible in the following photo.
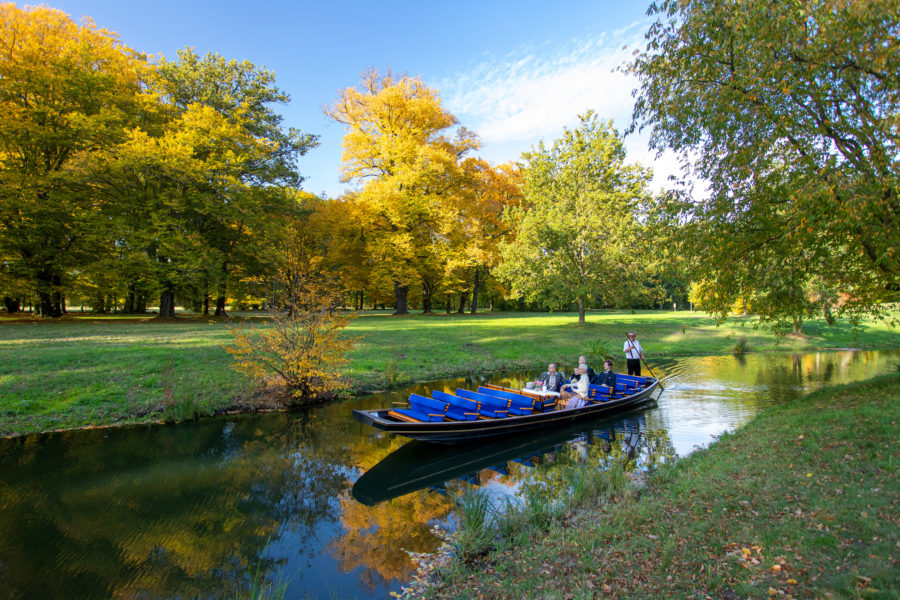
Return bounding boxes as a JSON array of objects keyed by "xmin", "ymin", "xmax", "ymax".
[
  {"xmin": 420, "ymin": 372, "xmax": 900, "ymax": 600},
  {"xmin": 1, "ymin": 309, "xmax": 898, "ymax": 436}
]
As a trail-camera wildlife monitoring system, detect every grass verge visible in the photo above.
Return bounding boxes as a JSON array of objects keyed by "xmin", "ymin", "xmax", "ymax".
[
  {"xmin": 1, "ymin": 309, "xmax": 898, "ymax": 436},
  {"xmin": 416, "ymin": 372, "xmax": 900, "ymax": 599}
]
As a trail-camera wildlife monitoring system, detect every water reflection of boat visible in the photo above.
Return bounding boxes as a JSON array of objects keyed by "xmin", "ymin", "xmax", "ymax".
[
  {"xmin": 352, "ymin": 409, "xmax": 652, "ymax": 506},
  {"xmin": 352, "ymin": 378, "xmax": 661, "ymax": 443}
]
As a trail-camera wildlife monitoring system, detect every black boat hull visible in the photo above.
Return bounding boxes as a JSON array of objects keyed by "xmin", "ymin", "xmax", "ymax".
[{"xmin": 352, "ymin": 379, "xmax": 661, "ymax": 443}]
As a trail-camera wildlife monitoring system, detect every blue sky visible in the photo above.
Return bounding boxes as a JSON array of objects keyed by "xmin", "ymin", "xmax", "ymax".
[{"xmin": 44, "ymin": 0, "xmax": 678, "ymax": 197}]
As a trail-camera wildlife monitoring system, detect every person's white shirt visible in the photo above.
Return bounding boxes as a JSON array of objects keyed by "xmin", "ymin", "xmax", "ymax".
[{"xmin": 624, "ymin": 339, "xmax": 643, "ymax": 359}]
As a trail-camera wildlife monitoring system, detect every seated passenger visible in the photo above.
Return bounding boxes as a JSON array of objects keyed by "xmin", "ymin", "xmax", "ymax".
[
  {"xmin": 577, "ymin": 355, "xmax": 597, "ymax": 383},
  {"xmin": 538, "ymin": 363, "xmax": 566, "ymax": 392},
  {"xmin": 594, "ymin": 359, "xmax": 617, "ymax": 388},
  {"xmin": 560, "ymin": 366, "xmax": 590, "ymax": 409}
]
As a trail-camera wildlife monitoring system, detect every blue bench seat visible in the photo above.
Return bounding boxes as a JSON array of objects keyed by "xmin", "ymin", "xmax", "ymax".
[
  {"xmin": 388, "ymin": 393, "xmax": 449, "ymax": 423},
  {"xmin": 454, "ymin": 389, "xmax": 512, "ymax": 418},
  {"xmin": 481, "ymin": 384, "xmax": 556, "ymax": 411},
  {"xmin": 588, "ymin": 384, "xmax": 626, "ymax": 402},
  {"xmin": 476, "ymin": 387, "xmax": 536, "ymax": 414},
  {"xmin": 432, "ymin": 390, "xmax": 480, "ymax": 421},
  {"xmin": 617, "ymin": 374, "xmax": 651, "ymax": 387}
]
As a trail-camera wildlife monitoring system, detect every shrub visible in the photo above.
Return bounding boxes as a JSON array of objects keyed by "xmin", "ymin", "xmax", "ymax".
[
  {"xmin": 587, "ymin": 337, "xmax": 617, "ymax": 364},
  {"xmin": 227, "ymin": 253, "xmax": 357, "ymax": 405}
]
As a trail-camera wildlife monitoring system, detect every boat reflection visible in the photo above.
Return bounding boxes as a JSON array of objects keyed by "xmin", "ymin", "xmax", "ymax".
[{"xmin": 352, "ymin": 403, "xmax": 663, "ymax": 506}]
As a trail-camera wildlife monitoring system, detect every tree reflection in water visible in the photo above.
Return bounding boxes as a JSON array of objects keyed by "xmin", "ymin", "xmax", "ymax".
[
  {"xmin": 0, "ymin": 414, "xmax": 361, "ymax": 599},
  {"xmin": 1, "ymin": 350, "xmax": 894, "ymax": 599},
  {"xmin": 337, "ymin": 411, "xmax": 677, "ymax": 590}
]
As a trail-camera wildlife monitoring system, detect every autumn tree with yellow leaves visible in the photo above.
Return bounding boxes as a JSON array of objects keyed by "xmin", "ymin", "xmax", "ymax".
[
  {"xmin": 0, "ymin": 5, "xmax": 317, "ymax": 318},
  {"xmin": 0, "ymin": 3, "xmax": 152, "ymax": 317},
  {"xmin": 325, "ymin": 70, "xmax": 482, "ymax": 314}
]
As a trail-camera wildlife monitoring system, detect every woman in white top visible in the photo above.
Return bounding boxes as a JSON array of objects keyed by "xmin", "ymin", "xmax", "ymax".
[{"xmin": 560, "ymin": 365, "xmax": 591, "ymax": 410}]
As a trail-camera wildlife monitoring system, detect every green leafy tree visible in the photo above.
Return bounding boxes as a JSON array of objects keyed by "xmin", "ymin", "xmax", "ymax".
[
  {"xmin": 93, "ymin": 52, "xmax": 317, "ymax": 318},
  {"xmin": 155, "ymin": 49, "xmax": 318, "ymax": 316},
  {"xmin": 496, "ymin": 112, "xmax": 653, "ymax": 324},
  {"xmin": 627, "ymin": 0, "xmax": 900, "ymax": 322}
]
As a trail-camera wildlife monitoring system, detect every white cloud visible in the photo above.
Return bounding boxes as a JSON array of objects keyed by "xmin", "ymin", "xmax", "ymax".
[{"xmin": 438, "ymin": 22, "xmax": 692, "ymax": 192}]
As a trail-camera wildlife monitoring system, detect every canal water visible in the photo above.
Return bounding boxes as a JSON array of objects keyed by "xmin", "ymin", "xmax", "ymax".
[{"xmin": 0, "ymin": 350, "xmax": 896, "ymax": 599}]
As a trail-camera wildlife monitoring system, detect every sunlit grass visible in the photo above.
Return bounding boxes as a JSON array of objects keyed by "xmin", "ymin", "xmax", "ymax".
[{"xmin": 1, "ymin": 309, "xmax": 898, "ymax": 436}]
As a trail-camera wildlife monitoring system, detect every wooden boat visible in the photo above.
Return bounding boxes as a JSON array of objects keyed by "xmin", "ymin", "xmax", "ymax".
[
  {"xmin": 352, "ymin": 410, "xmax": 650, "ymax": 505},
  {"xmin": 352, "ymin": 374, "xmax": 661, "ymax": 443}
]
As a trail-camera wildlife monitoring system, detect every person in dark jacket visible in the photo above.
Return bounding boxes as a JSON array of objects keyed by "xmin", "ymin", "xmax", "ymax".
[
  {"xmin": 594, "ymin": 359, "xmax": 617, "ymax": 389},
  {"xmin": 577, "ymin": 355, "xmax": 597, "ymax": 383}
]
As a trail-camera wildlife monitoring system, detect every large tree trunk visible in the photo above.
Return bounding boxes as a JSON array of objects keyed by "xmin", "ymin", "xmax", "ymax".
[
  {"xmin": 215, "ymin": 263, "xmax": 228, "ymax": 317},
  {"xmin": 422, "ymin": 283, "xmax": 433, "ymax": 314},
  {"xmin": 577, "ymin": 297, "xmax": 585, "ymax": 325},
  {"xmin": 202, "ymin": 278, "xmax": 210, "ymax": 316},
  {"xmin": 445, "ymin": 294, "xmax": 452, "ymax": 314},
  {"xmin": 37, "ymin": 291, "xmax": 62, "ymax": 318},
  {"xmin": 457, "ymin": 292, "xmax": 466, "ymax": 314},
  {"xmin": 393, "ymin": 281, "xmax": 409, "ymax": 315},
  {"xmin": 3, "ymin": 297, "xmax": 20, "ymax": 313},
  {"xmin": 823, "ymin": 301, "xmax": 834, "ymax": 325},
  {"xmin": 159, "ymin": 287, "xmax": 176, "ymax": 318},
  {"xmin": 792, "ymin": 316, "xmax": 803, "ymax": 334},
  {"xmin": 742, "ymin": 298, "xmax": 749, "ymax": 316},
  {"xmin": 470, "ymin": 268, "xmax": 480, "ymax": 315},
  {"xmin": 36, "ymin": 271, "xmax": 63, "ymax": 318},
  {"xmin": 124, "ymin": 287, "xmax": 135, "ymax": 313}
]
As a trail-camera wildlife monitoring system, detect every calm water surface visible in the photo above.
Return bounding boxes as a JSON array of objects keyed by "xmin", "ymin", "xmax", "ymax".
[{"xmin": 0, "ymin": 350, "xmax": 896, "ymax": 599}]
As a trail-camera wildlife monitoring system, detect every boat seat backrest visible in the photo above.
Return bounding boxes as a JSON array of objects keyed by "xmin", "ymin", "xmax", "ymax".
[
  {"xmin": 455, "ymin": 388, "xmax": 508, "ymax": 409},
  {"xmin": 432, "ymin": 390, "xmax": 478, "ymax": 412},
  {"xmin": 477, "ymin": 387, "xmax": 535, "ymax": 407},
  {"xmin": 589, "ymin": 384, "xmax": 625, "ymax": 398},
  {"xmin": 409, "ymin": 394, "xmax": 448, "ymax": 415}
]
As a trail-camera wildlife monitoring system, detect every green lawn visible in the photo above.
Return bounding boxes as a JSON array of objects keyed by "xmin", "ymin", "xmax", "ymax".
[
  {"xmin": 1, "ymin": 309, "xmax": 898, "ymax": 436},
  {"xmin": 420, "ymin": 372, "xmax": 900, "ymax": 600}
]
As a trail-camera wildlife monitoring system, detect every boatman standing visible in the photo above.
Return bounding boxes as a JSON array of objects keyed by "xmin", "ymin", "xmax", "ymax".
[{"xmin": 624, "ymin": 331, "xmax": 644, "ymax": 376}]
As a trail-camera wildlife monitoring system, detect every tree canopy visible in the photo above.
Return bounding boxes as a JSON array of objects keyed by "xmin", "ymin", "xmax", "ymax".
[
  {"xmin": 0, "ymin": 5, "xmax": 318, "ymax": 318},
  {"xmin": 496, "ymin": 112, "xmax": 653, "ymax": 324},
  {"xmin": 325, "ymin": 70, "xmax": 512, "ymax": 314},
  {"xmin": 628, "ymin": 0, "xmax": 900, "ymax": 326}
]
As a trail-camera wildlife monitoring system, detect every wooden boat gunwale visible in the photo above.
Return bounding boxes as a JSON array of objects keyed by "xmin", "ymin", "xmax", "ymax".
[{"xmin": 352, "ymin": 378, "xmax": 660, "ymax": 443}]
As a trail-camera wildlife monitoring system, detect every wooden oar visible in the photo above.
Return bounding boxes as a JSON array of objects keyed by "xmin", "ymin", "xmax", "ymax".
[{"xmin": 624, "ymin": 335, "xmax": 664, "ymax": 390}]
